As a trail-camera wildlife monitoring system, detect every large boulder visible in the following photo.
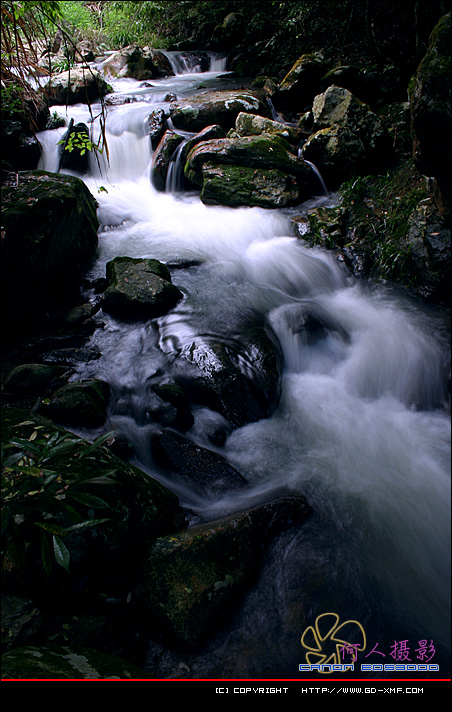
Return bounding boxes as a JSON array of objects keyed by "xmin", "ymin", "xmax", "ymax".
[
  {"xmin": 173, "ymin": 325, "xmax": 282, "ymax": 429},
  {"xmin": 199, "ymin": 162, "xmax": 303, "ymax": 208},
  {"xmin": 234, "ymin": 111, "xmax": 300, "ymax": 144},
  {"xmin": 169, "ymin": 90, "xmax": 271, "ymax": 132},
  {"xmin": 409, "ymin": 12, "xmax": 451, "ymax": 222},
  {"xmin": 1, "ymin": 171, "xmax": 99, "ymax": 333},
  {"xmin": 43, "ymin": 67, "xmax": 112, "ymax": 105},
  {"xmin": 273, "ymin": 53, "xmax": 326, "ymax": 111},
  {"xmin": 132, "ymin": 496, "xmax": 311, "ymax": 647},
  {"xmin": 101, "ymin": 256, "xmax": 183, "ymax": 320},
  {"xmin": 185, "ymin": 134, "xmax": 311, "ymax": 185},
  {"xmin": 185, "ymin": 133, "xmax": 313, "ymax": 207},
  {"xmin": 302, "ymin": 85, "xmax": 392, "ymax": 185},
  {"xmin": 100, "ymin": 45, "xmax": 174, "ymax": 80}
]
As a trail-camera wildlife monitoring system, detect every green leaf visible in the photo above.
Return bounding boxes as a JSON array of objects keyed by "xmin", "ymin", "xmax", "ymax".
[
  {"xmin": 68, "ymin": 492, "xmax": 111, "ymax": 509},
  {"xmin": 36, "ymin": 521, "xmax": 68, "ymax": 536},
  {"xmin": 53, "ymin": 535, "xmax": 70, "ymax": 572},
  {"xmin": 41, "ymin": 532, "xmax": 53, "ymax": 576},
  {"xmin": 63, "ymin": 518, "xmax": 111, "ymax": 533}
]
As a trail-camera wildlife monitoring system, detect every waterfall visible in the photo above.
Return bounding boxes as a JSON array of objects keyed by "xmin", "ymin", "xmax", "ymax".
[
  {"xmin": 37, "ymin": 69, "xmax": 451, "ymax": 678},
  {"xmin": 162, "ymin": 50, "xmax": 228, "ymax": 75}
]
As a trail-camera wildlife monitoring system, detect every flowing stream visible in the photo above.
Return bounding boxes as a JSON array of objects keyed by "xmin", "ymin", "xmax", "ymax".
[{"xmin": 37, "ymin": 53, "xmax": 450, "ymax": 679}]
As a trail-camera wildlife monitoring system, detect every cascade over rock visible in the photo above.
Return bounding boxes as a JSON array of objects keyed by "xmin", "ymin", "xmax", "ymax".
[{"xmin": 100, "ymin": 45, "xmax": 174, "ymax": 80}]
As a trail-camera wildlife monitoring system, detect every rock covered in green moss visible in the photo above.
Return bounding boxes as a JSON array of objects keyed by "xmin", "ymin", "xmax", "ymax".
[
  {"xmin": 38, "ymin": 378, "xmax": 110, "ymax": 427},
  {"xmin": 185, "ymin": 134, "xmax": 309, "ymax": 182},
  {"xmin": 133, "ymin": 496, "xmax": 311, "ymax": 647},
  {"xmin": 1, "ymin": 171, "xmax": 99, "ymax": 332},
  {"xmin": 273, "ymin": 53, "xmax": 326, "ymax": 110},
  {"xmin": 3, "ymin": 363, "xmax": 71, "ymax": 396},
  {"xmin": 234, "ymin": 112, "xmax": 300, "ymax": 144},
  {"xmin": 302, "ymin": 85, "xmax": 391, "ymax": 185},
  {"xmin": 101, "ymin": 256, "xmax": 183, "ymax": 320},
  {"xmin": 199, "ymin": 162, "xmax": 302, "ymax": 208}
]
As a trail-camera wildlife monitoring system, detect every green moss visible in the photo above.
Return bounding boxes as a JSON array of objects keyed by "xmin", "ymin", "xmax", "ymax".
[{"xmin": 339, "ymin": 160, "xmax": 429, "ymax": 285}]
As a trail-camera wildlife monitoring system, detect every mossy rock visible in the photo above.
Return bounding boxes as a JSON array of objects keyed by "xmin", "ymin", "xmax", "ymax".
[
  {"xmin": 3, "ymin": 364, "xmax": 71, "ymax": 396},
  {"xmin": 101, "ymin": 256, "xmax": 183, "ymax": 320},
  {"xmin": 199, "ymin": 163, "xmax": 303, "ymax": 208},
  {"xmin": 185, "ymin": 134, "xmax": 309, "ymax": 182},
  {"xmin": 43, "ymin": 68, "xmax": 113, "ymax": 105},
  {"xmin": 37, "ymin": 378, "xmax": 110, "ymax": 427},
  {"xmin": 1, "ymin": 171, "xmax": 99, "ymax": 333},
  {"xmin": 133, "ymin": 496, "xmax": 311, "ymax": 647}
]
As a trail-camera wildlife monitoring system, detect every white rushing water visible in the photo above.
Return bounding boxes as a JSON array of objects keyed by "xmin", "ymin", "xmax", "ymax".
[{"xmin": 37, "ymin": 55, "xmax": 450, "ymax": 677}]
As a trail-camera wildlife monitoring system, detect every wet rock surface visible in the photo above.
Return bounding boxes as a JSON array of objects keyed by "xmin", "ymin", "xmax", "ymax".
[
  {"xmin": 151, "ymin": 430, "xmax": 247, "ymax": 496},
  {"xmin": 132, "ymin": 496, "xmax": 311, "ymax": 647},
  {"xmin": 101, "ymin": 257, "xmax": 183, "ymax": 320}
]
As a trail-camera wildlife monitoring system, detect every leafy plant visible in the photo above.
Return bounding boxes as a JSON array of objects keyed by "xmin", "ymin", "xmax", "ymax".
[
  {"xmin": 58, "ymin": 129, "xmax": 95, "ymax": 157},
  {"xmin": 1, "ymin": 427, "xmax": 116, "ymax": 575}
]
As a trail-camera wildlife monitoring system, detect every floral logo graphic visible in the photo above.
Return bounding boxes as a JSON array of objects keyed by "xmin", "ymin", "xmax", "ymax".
[{"xmin": 301, "ymin": 612, "xmax": 367, "ymax": 673}]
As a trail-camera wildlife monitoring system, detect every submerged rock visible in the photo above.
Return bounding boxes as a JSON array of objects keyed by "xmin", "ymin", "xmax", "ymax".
[
  {"xmin": 151, "ymin": 430, "xmax": 247, "ymax": 495},
  {"xmin": 133, "ymin": 496, "xmax": 311, "ymax": 647},
  {"xmin": 174, "ymin": 325, "xmax": 282, "ymax": 429},
  {"xmin": 101, "ymin": 257, "xmax": 183, "ymax": 320}
]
